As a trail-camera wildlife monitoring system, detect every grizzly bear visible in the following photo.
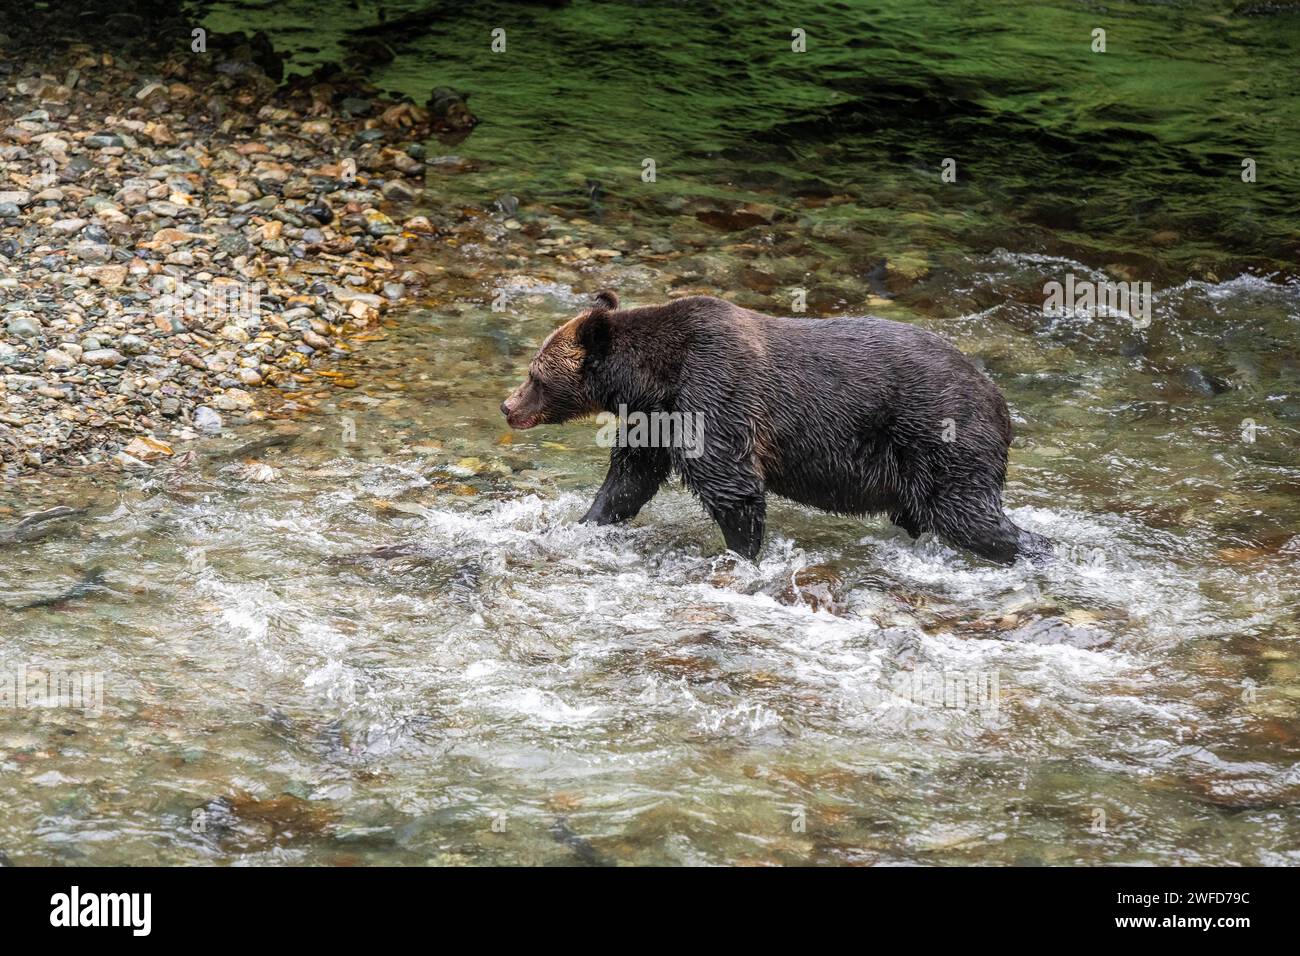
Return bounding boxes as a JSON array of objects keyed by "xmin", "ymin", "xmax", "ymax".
[{"xmin": 500, "ymin": 292, "xmax": 1051, "ymax": 564}]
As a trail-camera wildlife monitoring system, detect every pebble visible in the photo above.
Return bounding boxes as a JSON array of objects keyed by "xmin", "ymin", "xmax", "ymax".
[
  {"xmin": 216, "ymin": 234, "xmax": 252, "ymax": 257},
  {"xmin": 82, "ymin": 348, "xmax": 127, "ymax": 366},
  {"xmin": 122, "ymin": 435, "xmax": 173, "ymax": 460},
  {"xmin": 364, "ymin": 210, "xmax": 399, "ymax": 236},
  {"xmin": 381, "ymin": 180, "xmax": 420, "ymax": 202},
  {"xmin": 193, "ymin": 406, "xmax": 224, "ymax": 432},
  {"xmin": 120, "ymin": 335, "xmax": 148, "ymax": 355},
  {"xmin": 84, "ymin": 133, "xmax": 126, "ymax": 149},
  {"xmin": 212, "ymin": 389, "xmax": 254, "ymax": 411},
  {"xmin": 43, "ymin": 349, "xmax": 75, "ymax": 369},
  {"xmin": 5, "ymin": 316, "xmax": 42, "ymax": 338},
  {"xmin": 302, "ymin": 201, "xmax": 334, "ymax": 224},
  {"xmin": 49, "ymin": 218, "xmax": 86, "ymax": 235}
]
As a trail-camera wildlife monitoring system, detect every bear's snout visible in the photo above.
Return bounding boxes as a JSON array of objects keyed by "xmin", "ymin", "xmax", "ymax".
[{"xmin": 501, "ymin": 383, "xmax": 543, "ymax": 430}]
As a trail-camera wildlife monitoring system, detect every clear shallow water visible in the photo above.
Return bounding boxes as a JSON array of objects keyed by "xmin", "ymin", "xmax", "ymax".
[
  {"xmin": 3, "ymin": 275, "xmax": 1299, "ymax": 865},
  {"xmin": 2, "ymin": 0, "xmax": 1299, "ymax": 866}
]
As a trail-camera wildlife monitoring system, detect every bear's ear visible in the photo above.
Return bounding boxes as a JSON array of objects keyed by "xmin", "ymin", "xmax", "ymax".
[
  {"xmin": 592, "ymin": 289, "xmax": 619, "ymax": 311},
  {"xmin": 576, "ymin": 307, "xmax": 611, "ymax": 354}
]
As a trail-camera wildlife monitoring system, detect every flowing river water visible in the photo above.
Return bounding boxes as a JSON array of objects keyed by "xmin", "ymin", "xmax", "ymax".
[{"xmin": 2, "ymin": 0, "xmax": 1299, "ymax": 864}]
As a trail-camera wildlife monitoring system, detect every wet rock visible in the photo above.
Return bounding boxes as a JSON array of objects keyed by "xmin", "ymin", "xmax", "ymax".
[
  {"xmin": 740, "ymin": 267, "xmax": 779, "ymax": 294},
  {"xmin": 381, "ymin": 179, "xmax": 421, "ymax": 202},
  {"xmin": 43, "ymin": 349, "xmax": 76, "ymax": 369},
  {"xmin": 216, "ymin": 233, "xmax": 253, "ymax": 257},
  {"xmin": 123, "ymin": 435, "xmax": 173, "ymax": 460},
  {"xmin": 86, "ymin": 264, "xmax": 128, "ymax": 288},
  {"xmin": 340, "ymin": 96, "xmax": 372, "ymax": 117},
  {"xmin": 211, "ymin": 791, "xmax": 338, "ymax": 848},
  {"xmin": 302, "ymin": 201, "xmax": 334, "ymax": 224},
  {"xmin": 85, "ymin": 132, "xmax": 126, "ymax": 149},
  {"xmin": 696, "ymin": 207, "xmax": 772, "ymax": 231},
  {"xmin": 119, "ymin": 334, "xmax": 148, "ymax": 355},
  {"xmin": 69, "ymin": 240, "xmax": 112, "ymax": 262},
  {"xmin": 232, "ymin": 461, "xmax": 277, "ymax": 482},
  {"xmin": 426, "ymin": 86, "xmax": 479, "ymax": 134},
  {"xmin": 1182, "ymin": 366, "xmax": 1231, "ymax": 396},
  {"xmin": 364, "ymin": 210, "xmax": 399, "ymax": 236},
  {"xmin": 333, "ymin": 289, "xmax": 384, "ymax": 310},
  {"xmin": 49, "ymin": 218, "xmax": 86, "ymax": 235}
]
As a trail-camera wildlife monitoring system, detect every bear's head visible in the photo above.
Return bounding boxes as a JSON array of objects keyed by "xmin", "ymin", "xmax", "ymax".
[{"xmin": 500, "ymin": 290, "xmax": 619, "ymax": 429}]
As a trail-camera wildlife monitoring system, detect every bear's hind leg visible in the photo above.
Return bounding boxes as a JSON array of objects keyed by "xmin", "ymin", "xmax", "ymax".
[
  {"xmin": 942, "ymin": 513, "xmax": 1023, "ymax": 565},
  {"xmin": 696, "ymin": 494, "xmax": 764, "ymax": 561},
  {"xmin": 888, "ymin": 508, "xmax": 925, "ymax": 539},
  {"xmin": 706, "ymin": 495, "xmax": 766, "ymax": 560},
  {"xmin": 677, "ymin": 455, "xmax": 767, "ymax": 560}
]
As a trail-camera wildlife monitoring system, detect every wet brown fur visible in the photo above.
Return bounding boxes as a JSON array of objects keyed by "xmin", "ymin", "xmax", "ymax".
[{"xmin": 502, "ymin": 292, "xmax": 1051, "ymax": 563}]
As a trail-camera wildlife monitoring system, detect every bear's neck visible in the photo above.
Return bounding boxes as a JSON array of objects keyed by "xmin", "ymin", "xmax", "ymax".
[
  {"xmin": 588, "ymin": 353, "xmax": 672, "ymax": 415},
  {"xmin": 587, "ymin": 318, "xmax": 688, "ymax": 415}
]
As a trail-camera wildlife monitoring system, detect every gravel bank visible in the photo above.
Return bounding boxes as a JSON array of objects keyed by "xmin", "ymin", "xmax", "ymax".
[{"xmin": 0, "ymin": 19, "xmax": 454, "ymax": 474}]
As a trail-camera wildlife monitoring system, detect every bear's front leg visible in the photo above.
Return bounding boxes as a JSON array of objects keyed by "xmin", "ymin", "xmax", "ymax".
[{"xmin": 579, "ymin": 444, "xmax": 671, "ymax": 525}]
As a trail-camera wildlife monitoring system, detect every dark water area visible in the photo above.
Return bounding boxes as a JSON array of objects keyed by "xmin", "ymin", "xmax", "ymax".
[{"xmin": 208, "ymin": 0, "xmax": 1300, "ymax": 281}]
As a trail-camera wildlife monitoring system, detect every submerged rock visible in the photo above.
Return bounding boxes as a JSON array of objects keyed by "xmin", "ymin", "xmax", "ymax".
[
  {"xmin": 1002, "ymin": 615, "xmax": 1113, "ymax": 650},
  {"xmin": 426, "ymin": 86, "xmax": 479, "ymax": 135},
  {"xmin": 775, "ymin": 564, "xmax": 847, "ymax": 615}
]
